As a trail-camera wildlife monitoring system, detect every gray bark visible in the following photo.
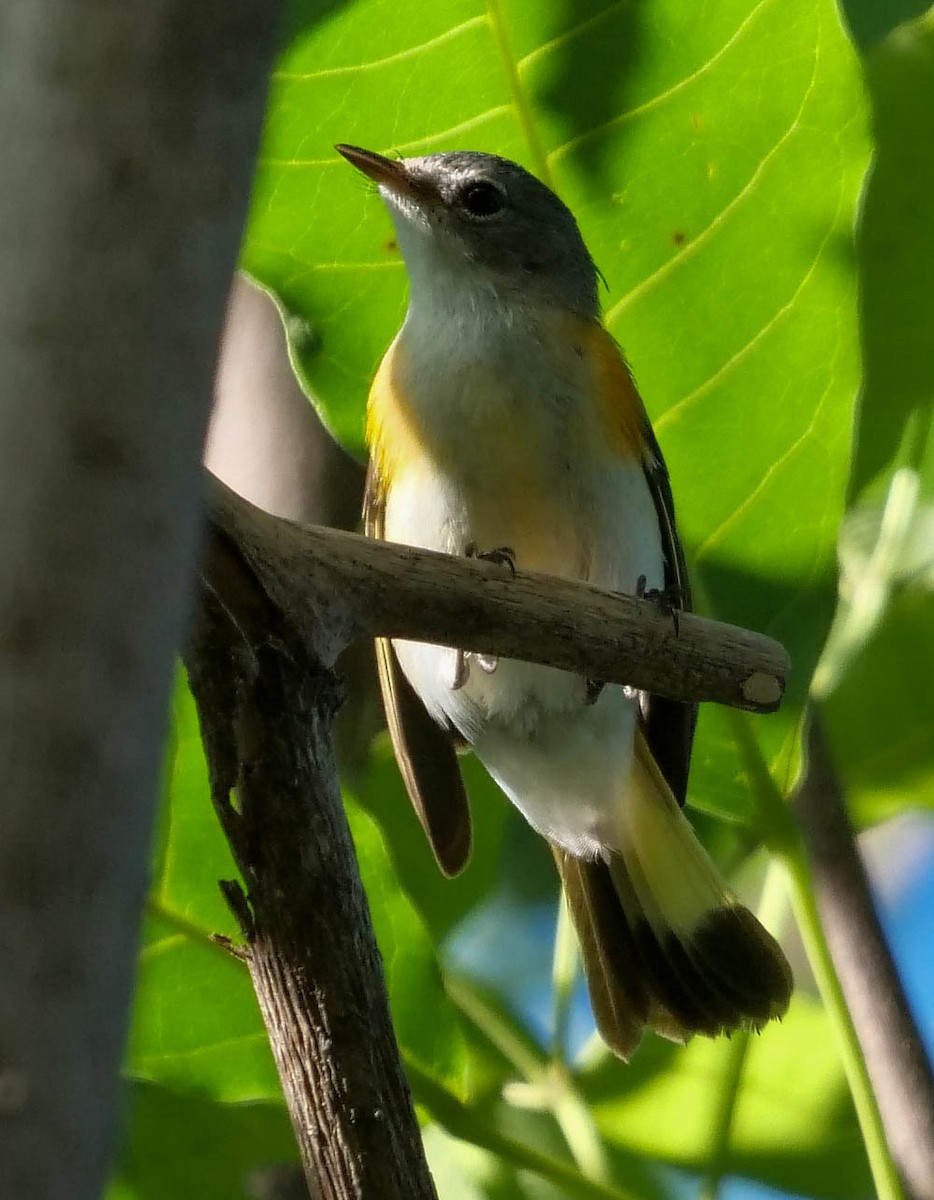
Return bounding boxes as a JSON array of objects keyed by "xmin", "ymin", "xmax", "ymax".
[
  {"xmin": 207, "ymin": 475, "xmax": 791, "ymax": 713},
  {"xmin": 187, "ymin": 534, "xmax": 439, "ymax": 1200},
  {"xmin": 793, "ymin": 711, "xmax": 934, "ymax": 1200},
  {"xmin": 0, "ymin": 3, "xmax": 278, "ymax": 1198}
]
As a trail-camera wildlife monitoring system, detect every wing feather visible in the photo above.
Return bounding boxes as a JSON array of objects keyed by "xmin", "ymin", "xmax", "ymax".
[
  {"xmin": 639, "ymin": 416, "xmax": 698, "ymax": 805},
  {"xmin": 364, "ymin": 461, "xmax": 472, "ymax": 876}
]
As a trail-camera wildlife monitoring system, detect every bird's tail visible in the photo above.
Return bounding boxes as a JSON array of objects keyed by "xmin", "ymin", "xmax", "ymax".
[{"xmin": 554, "ymin": 731, "xmax": 793, "ymax": 1060}]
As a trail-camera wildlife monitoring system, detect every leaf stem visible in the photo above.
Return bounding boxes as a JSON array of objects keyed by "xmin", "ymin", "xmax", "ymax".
[
  {"xmin": 485, "ymin": 0, "xmax": 553, "ymax": 187},
  {"xmin": 694, "ymin": 552, "xmax": 904, "ymax": 1198},
  {"xmin": 548, "ymin": 1063, "xmax": 614, "ymax": 1185},
  {"xmin": 813, "ymin": 464, "xmax": 922, "ymax": 698},
  {"xmin": 446, "ymin": 972, "xmax": 546, "ymax": 1082},
  {"xmin": 408, "ymin": 1061, "xmax": 642, "ymax": 1200},
  {"xmin": 782, "ymin": 841, "xmax": 904, "ymax": 1200},
  {"xmin": 698, "ymin": 861, "xmax": 789, "ymax": 1200},
  {"xmin": 698, "ymin": 1031, "xmax": 750, "ymax": 1200},
  {"xmin": 447, "ymin": 974, "xmax": 614, "ymax": 1185},
  {"xmin": 145, "ymin": 896, "xmax": 242, "ymax": 962},
  {"xmin": 723, "ymin": 708, "xmax": 796, "ymax": 853},
  {"xmin": 551, "ymin": 892, "xmax": 579, "ymax": 1064}
]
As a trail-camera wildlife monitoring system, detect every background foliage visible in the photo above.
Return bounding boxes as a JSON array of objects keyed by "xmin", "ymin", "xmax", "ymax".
[{"xmin": 111, "ymin": 1, "xmax": 934, "ymax": 1197}]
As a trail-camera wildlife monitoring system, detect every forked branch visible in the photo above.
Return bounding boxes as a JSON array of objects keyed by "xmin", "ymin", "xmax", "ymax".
[{"xmin": 186, "ymin": 473, "xmax": 793, "ymax": 1200}]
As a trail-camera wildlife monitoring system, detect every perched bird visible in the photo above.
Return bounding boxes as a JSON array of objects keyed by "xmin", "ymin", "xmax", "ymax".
[{"xmin": 337, "ymin": 144, "xmax": 793, "ymax": 1059}]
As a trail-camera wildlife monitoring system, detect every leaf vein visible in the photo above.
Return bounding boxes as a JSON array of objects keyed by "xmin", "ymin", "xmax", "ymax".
[
  {"xmin": 517, "ymin": 1, "xmax": 628, "ymax": 73},
  {"xmin": 606, "ymin": 37, "xmax": 821, "ymax": 323},
  {"xmin": 549, "ymin": 0, "xmax": 776, "ymax": 163},
  {"xmin": 390, "ymin": 106, "xmax": 515, "ymax": 154},
  {"xmin": 654, "ymin": 179, "xmax": 839, "ymax": 435},
  {"xmin": 133, "ymin": 1031, "xmax": 271, "ymax": 1065},
  {"xmin": 485, "ymin": 0, "xmax": 552, "ymax": 185},
  {"xmin": 695, "ymin": 376, "xmax": 833, "ymax": 563},
  {"xmin": 272, "ymin": 17, "xmax": 488, "ymax": 82}
]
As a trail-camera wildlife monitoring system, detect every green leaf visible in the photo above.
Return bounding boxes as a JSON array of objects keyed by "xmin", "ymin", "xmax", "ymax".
[
  {"xmin": 423, "ymin": 1123, "xmax": 503, "ymax": 1200},
  {"xmin": 354, "ymin": 735, "xmax": 509, "ymax": 940},
  {"xmin": 245, "ymin": 0, "xmax": 870, "ymax": 829},
  {"xmin": 824, "ymin": 583, "xmax": 934, "ymax": 827},
  {"xmin": 850, "ymin": 7, "xmax": 934, "ymax": 502},
  {"xmin": 127, "ymin": 675, "xmax": 480, "ymax": 1106},
  {"xmin": 152, "ymin": 4, "xmax": 880, "ymax": 1194},
  {"xmin": 822, "ymin": 9, "xmax": 934, "ymax": 827},
  {"xmin": 126, "ymin": 909, "xmax": 281, "ymax": 1101},
  {"xmin": 343, "ymin": 788, "xmax": 479, "ymax": 1097},
  {"xmin": 151, "ymin": 671, "xmax": 241, "ymax": 937},
  {"xmin": 108, "ymin": 1082, "xmax": 298, "ymax": 1200},
  {"xmin": 840, "ymin": 0, "xmax": 932, "ymax": 49},
  {"xmin": 579, "ymin": 993, "xmax": 872, "ymax": 1200}
]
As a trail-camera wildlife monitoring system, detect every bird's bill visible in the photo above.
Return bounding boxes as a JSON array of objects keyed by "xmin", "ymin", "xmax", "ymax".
[{"xmin": 335, "ymin": 143, "xmax": 436, "ymax": 205}]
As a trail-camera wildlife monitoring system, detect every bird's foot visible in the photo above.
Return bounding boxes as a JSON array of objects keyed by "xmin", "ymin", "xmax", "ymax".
[
  {"xmin": 454, "ymin": 544, "xmax": 513, "ymax": 683},
  {"xmin": 450, "ymin": 647, "xmax": 500, "ymax": 689},
  {"xmin": 635, "ymin": 573, "xmax": 682, "ymax": 636},
  {"xmin": 451, "ymin": 649, "xmax": 469, "ymax": 691},
  {"xmin": 465, "ymin": 541, "xmax": 517, "ymax": 578},
  {"xmin": 584, "ymin": 677, "xmax": 606, "ymax": 705}
]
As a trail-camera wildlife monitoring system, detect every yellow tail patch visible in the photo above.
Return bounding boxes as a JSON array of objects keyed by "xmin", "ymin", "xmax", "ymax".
[{"xmin": 556, "ymin": 732, "xmax": 793, "ymax": 1059}]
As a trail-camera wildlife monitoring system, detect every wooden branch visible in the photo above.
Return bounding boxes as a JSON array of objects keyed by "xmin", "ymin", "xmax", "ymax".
[
  {"xmin": 185, "ymin": 531, "xmax": 438, "ymax": 1200},
  {"xmin": 793, "ymin": 710, "xmax": 934, "ymax": 1200},
  {"xmin": 207, "ymin": 473, "xmax": 790, "ymax": 714},
  {"xmin": 185, "ymin": 469, "xmax": 791, "ymax": 1198}
]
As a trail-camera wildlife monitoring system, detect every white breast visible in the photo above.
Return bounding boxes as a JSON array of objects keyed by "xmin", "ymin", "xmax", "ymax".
[{"xmin": 385, "ymin": 304, "xmax": 662, "ymax": 691}]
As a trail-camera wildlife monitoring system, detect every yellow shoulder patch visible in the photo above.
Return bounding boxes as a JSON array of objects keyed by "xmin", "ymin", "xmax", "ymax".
[{"xmin": 570, "ymin": 318, "xmax": 650, "ymax": 461}]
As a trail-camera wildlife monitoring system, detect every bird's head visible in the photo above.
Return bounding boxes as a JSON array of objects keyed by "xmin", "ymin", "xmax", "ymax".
[{"xmin": 336, "ymin": 144, "xmax": 599, "ymax": 320}]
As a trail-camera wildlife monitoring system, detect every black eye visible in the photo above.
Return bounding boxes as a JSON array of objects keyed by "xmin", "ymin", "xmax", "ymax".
[{"xmin": 459, "ymin": 180, "xmax": 506, "ymax": 217}]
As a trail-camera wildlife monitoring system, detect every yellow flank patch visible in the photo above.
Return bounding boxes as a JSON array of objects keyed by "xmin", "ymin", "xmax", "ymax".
[
  {"xmin": 369, "ymin": 318, "xmax": 649, "ymax": 486},
  {"xmin": 365, "ymin": 316, "xmax": 650, "ymax": 577},
  {"xmin": 366, "ymin": 337, "xmax": 578, "ymax": 574},
  {"xmin": 564, "ymin": 317, "xmax": 648, "ymax": 461},
  {"xmin": 365, "ymin": 340, "xmax": 425, "ymax": 491}
]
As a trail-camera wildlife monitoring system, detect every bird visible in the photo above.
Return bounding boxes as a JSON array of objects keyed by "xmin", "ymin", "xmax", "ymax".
[{"xmin": 336, "ymin": 143, "xmax": 793, "ymax": 1059}]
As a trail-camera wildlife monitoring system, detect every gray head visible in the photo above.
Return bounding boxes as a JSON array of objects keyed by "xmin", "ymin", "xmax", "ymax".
[{"xmin": 337, "ymin": 145, "xmax": 599, "ymax": 320}]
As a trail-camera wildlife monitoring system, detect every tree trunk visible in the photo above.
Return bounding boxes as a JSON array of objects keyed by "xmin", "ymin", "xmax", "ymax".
[{"xmin": 0, "ymin": 3, "xmax": 277, "ymax": 1197}]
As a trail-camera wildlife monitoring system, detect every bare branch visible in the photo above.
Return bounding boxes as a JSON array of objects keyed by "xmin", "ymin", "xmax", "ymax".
[
  {"xmin": 208, "ymin": 473, "xmax": 790, "ymax": 714},
  {"xmin": 186, "ymin": 529, "xmax": 438, "ymax": 1200},
  {"xmin": 793, "ymin": 710, "xmax": 934, "ymax": 1200}
]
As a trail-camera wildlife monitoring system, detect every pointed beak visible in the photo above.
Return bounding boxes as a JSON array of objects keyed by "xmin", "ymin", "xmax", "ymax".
[{"xmin": 335, "ymin": 144, "xmax": 437, "ymax": 206}]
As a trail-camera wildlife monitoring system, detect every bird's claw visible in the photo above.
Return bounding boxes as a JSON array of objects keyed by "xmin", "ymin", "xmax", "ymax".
[
  {"xmin": 585, "ymin": 677, "xmax": 606, "ymax": 705},
  {"xmin": 635, "ymin": 574, "xmax": 682, "ymax": 636},
  {"xmin": 451, "ymin": 649, "xmax": 469, "ymax": 691},
  {"xmin": 466, "ymin": 542, "xmax": 517, "ymax": 578},
  {"xmin": 450, "ymin": 648, "xmax": 500, "ymax": 690},
  {"xmin": 450, "ymin": 544, "xmax": 514, "ymax": 689}
]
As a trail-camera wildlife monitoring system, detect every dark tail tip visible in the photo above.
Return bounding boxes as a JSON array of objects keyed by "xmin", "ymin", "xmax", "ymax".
[{"xmin": 689, "ymin": 903, "xmax": 794, "ymax": 1024}]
